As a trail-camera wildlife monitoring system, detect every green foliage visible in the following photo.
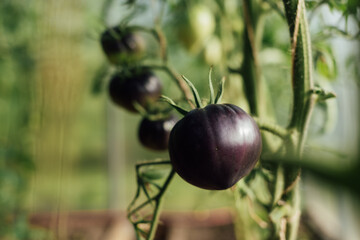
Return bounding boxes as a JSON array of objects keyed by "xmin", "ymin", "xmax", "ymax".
[{"xmin": 0, "ymin": 1, "xmax": 39, "ymax": 239}]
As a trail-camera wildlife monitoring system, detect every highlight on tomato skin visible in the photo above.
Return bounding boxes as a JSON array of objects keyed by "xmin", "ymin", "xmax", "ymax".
[
  {"xmin": 138, "ymin": 114, "xmax": 178, "ymax": 151},
  {"xmin": 100, "ymin": 27, "xmax": 145, "ymax": 65},
  {"xmin": 108, "ymin": 69, "xmax": 162, "ymax": 113},
  {"xmin": 168, "ymin": 104, "xmax": 262, "ymax": 190}
]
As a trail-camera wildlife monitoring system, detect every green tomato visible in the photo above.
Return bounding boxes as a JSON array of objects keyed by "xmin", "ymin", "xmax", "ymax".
[
  {"xmin": 204, "ymin": 36, "xmax": 223, "ymax": 65},
  {"xmin": 178, "ymin": 5, "xmax": 215, "ymax": 53}
]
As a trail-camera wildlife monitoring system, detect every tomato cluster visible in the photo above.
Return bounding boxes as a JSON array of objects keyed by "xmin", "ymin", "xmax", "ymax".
[
  {"xmin": 100, "ymin": 23, "xmax": 262, "ymax": 190},
  {"xmin": 100, "ymin": 27, "xmax": 176, "ymax": 151}
]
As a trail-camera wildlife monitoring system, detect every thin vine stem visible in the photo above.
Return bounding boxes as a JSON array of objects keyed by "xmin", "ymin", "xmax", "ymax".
[
  {"xmin": 127, "ymin": 158, "xmax": 175, "ymax": 240},
  {"xmin": 147, "ymin": 170, "xmax": 175, "ymax": 240}
]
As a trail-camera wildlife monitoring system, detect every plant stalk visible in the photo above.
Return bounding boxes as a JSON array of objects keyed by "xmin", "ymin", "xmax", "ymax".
[
  {"xmin": 147, "ymin": 170, "xmax": 175, "ymax": 240},
  {"xmin": 241, "ymin": 0, "xmax": 261, "ymax": 116},
  {"xmin": 282, "ymin": 1, "xmax": 315, "ymax": 239}
]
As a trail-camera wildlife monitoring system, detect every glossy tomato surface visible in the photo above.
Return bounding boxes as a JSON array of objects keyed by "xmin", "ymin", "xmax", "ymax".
[
  {"xmin": 100, "ymin": 27, "xmax": 145, "ymax": 65},
  {"xmin": 108, "ymin": 69, "xmax": 162, "ymax": 112},
  {"xmin": 169, "ymin": 104, "xmax": 262, "ymax": 190},
  {"xmin": 138, "ymin": 114, "xmax": 178, "ymax": 151}
]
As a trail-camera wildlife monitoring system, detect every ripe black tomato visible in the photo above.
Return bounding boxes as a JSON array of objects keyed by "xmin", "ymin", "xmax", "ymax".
[
  {"xmin": 100, "ymin": 27, "xmax": 145, "ymax": 65},
  {"xmin": 169, "ymin": 104, "xmax": 262, "ymax": 190},
  {"xmin": 108, "ymin": 69, "xmax": 162, "ymax": 112},
  {"xmin": 138, "ymin": 114, "xmax": 178, "ymax": 151}
]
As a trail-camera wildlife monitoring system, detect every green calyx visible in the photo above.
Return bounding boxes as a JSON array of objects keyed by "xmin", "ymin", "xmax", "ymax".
[{"xmin": 160, "ymin": 66, "xmax": 226, "ymax": 116}]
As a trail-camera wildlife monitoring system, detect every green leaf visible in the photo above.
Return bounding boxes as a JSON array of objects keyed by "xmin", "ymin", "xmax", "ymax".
[
  {"xmin": 214, "ymin": 77, "xmax": 225, "ymax": 104},
  {"xmin": 91, "ymin": 64, "xmax": 109, "ymax": 95},
  {"xmin": 208, "ymin": 66, "xmax": 215, "ymax": 104},
  {"xmin": 237, "ymin": 180, "xmax": 256, "ymax": 200},
  {"xmin": 181, "ymin": 75, "xmax": 203, "ymax": 108},
  {"xmin": 160, "ymin": 95, "xmax": 189, "ymax": 115},
  {"xmin": 309, "ymin": 87, "xmax": 336, "ymax": 102},
  {"xmin": 314, "ymin": 44, "xmax": 337, "ymax": 80},
  {"xmin": 140, "ymin": 168, "xmax": 168, "ymax": 182},
  {"xmin": 251, "ymin": 173, "xmax": 272, "ymax": 205}
]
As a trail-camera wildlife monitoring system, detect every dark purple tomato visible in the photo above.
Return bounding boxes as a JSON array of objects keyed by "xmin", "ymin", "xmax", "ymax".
[
  {"xmin": 100, "ymin": 27, "xmax": 145, "ymax": 65},
  {"xmin": 108, "ymin": 69, "xmax": 162, "ymax": 112},
  {"xmin": 138, "ymin": 114, "xmax": 178, "ymax": 151},
  {"xmin": 169, "ymin": 104, "xmax": 262, "ymax": 190}
]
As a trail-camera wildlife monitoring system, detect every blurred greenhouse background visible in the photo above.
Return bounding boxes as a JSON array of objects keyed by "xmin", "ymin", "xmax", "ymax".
[{"xmin": 0, "ymin": 0, "xmax": 359, "ymax": 239}]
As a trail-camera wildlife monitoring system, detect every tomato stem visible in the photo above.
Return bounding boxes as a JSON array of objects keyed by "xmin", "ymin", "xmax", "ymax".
[
  {"xmin": 282, "ymin": 0, "xmax": 315, "ymax": 239},
  {"xmin": 253, "ymin": 117, "xmax": 289, "ymax": 140}
]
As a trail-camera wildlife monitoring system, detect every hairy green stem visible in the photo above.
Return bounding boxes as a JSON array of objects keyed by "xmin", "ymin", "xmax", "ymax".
[
  {"xmin": 282, "ymin": 0, "xmax": 315, "ymax": 239},
  {"xmin": 284, "ymin": 0, "xmax": 314, "ymax": 135}
]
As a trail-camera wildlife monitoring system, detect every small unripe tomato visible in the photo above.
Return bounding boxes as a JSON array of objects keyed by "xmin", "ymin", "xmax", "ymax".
[
  {"xmin": 177, "ymin": 5, "xmax": 215, "ymax": 53},
  {"xmin": 169, "ymin": 104, "xmax": 262, "ymax": 190},
  {"xmin": 203, "ymin": 36, "xmax": 223, "ymax": 65},
  {"xmin": 138, "ymin": 114, "xmax": 178, "ymax": 151},
  {"xmin": 100, "ymin": 27, "xmax": 145, "ymax": 65},
  {"xmin": 108, "ymin": 69, "xmax": 162, "ymax": 112}
]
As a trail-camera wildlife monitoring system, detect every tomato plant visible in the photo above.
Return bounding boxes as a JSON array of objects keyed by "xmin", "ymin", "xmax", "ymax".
[{"xmin": 96, "ymin": 0, "xmax": 359, "ymax": 239}]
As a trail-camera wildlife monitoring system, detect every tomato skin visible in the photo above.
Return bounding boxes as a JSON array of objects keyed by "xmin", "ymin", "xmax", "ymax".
[
  {"xmin": 169, "ymin": 104, "xmax": 262, "ymax": 190},
  {"xmin": 138, "ymin": 114, "xmax": 178, "ymax": 151},
  {"xmin": 108, "ymin": 69, "xmax": 162, "ymax": 112},
  {"xmin": 100, "ymin": 27, "xmax": 145, "ymax": 65}
]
